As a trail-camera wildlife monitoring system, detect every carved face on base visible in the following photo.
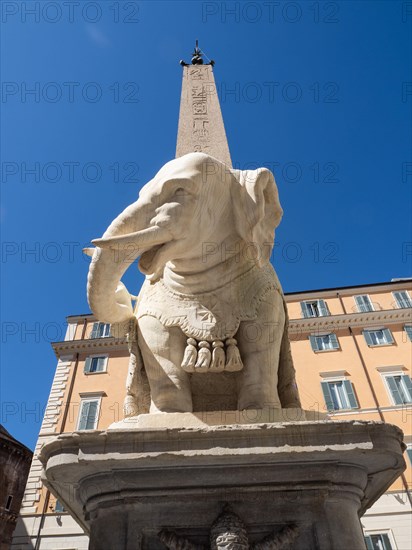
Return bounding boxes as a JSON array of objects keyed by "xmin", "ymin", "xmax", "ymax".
[
  {"xmin": 210, "ymin": 509, "xmax": 249, "ymax": 550},
  {"xmin": 214, "ymin": 532, "xmax": 249, "ymax": 550}
]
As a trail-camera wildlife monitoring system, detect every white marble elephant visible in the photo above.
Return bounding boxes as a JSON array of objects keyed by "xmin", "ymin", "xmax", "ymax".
[{"xmin": 86, "ymin": 153, "xmax": 301, "ymax": 413}]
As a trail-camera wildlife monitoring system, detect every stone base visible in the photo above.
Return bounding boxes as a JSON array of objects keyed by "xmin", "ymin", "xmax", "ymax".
[
  {"xmin": 39, "ymin": 419, "xmax": 406, "ymax": 550},
  {"xmin": 109, "ymin": 408, "xmax": 328, "ymax": 430}
]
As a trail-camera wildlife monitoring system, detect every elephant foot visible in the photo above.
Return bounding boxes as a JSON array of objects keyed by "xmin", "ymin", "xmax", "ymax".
[
  {"xmin": 123, "ymin": 395, "xmax": 138, "ymax": 418},
  {"xmin": 150, "ymin": 399, "xmax": 193, "ymax": 414}
]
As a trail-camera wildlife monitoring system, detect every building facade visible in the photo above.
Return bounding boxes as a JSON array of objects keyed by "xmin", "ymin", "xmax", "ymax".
[
  {"xmin": 12, "ymin": 279, "xmax": 412, "ymax": 550},
  {"xmin": 0, "ymin": 425, "xmax": 32, "ymax": 549}
]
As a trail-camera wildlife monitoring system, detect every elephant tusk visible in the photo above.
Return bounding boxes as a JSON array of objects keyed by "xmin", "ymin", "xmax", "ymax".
[
  {"xmin": 91, "ymin": 226, "xmax": 173, "ymax": 250},
  {"xmin": 82, "ymin": 247, "xmax": 95, "ymax": 257}
]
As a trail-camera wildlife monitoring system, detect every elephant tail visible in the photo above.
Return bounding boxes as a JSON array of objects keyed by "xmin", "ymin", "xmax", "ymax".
[{"xmin": 277, "ymin": 299, "xmax": 302, "ymax": 409}]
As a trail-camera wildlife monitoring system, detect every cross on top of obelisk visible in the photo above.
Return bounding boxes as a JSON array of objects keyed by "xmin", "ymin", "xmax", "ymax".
[
  {"xmin": 176, "ymin": 43, "xmax": 232, "ymax": 167},
  {"xmin": 179, "ymin": 40, "xmax": 215, "ymax": 67}
]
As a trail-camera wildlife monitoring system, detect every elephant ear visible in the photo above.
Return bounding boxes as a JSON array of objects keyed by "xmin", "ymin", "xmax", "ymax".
[{"xmin": 231, "ymin": 167, "xmax": 283, "ymax": 267}]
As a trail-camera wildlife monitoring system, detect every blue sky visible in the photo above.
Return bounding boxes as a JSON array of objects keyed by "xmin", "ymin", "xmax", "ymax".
[{"xmin": 1, "ymin": 1, "xmax": 411, "ymax": 449}]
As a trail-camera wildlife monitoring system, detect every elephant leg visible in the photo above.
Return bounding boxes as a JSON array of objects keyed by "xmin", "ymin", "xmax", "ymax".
[
  {"xmin": 137, "ymin": 315, "xmax": 193, "ymax": 413},
  {"xmin": 236, "ymin": 290, "xmax": 285, "ymax": 410}
]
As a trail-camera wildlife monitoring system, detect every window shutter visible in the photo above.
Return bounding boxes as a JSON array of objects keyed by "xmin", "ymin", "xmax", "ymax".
[
  {"xmin": 78, "ymin": 402, "xmax": 90, "ymax": 430},
  {"xmin": 321, "ymin": 382, "xmax": 334, "ymax": 411},
  {"xmin": 355, "ymin": 296, "xmax": 366, "ymax": 312},
  {"xmin": 394, "ymin": 291, "xmax": 412, "ymax": 308},
  {"xmin": 363, "ymin": 330, "xmax": 373, "ymax": 346},
  {"xmin": 386, "ymin": 376, "xmax": 403, "ymax": 405},
  {"xmin": 318, "ymin": 299, "xmax": 329, "ymax": 316},
  {"xmin": 329, "ymin": 333, "xmax": 339, "ymax": 349},
  {"xmin": 401, "ymin": 375, "xmax": 412, "ymax": 400},
  {"xmin": 301, "ymin": 302, "xmax": 310, "ymax": 318},
  {"xmin": 90, "ymin": 322, "xmax": 99, "ymax": 339},
  {"xmin": 96, "ymin": 357, "xmax": 106, "ymax": 372},
  {"xmin": 55, "ymin": 500, "xmax": 65, "ymax": 513},
  {"xmin": 85, "ymin": 401, "xmax": 98, "ymax": 429},
  {"xmin": 84, "ymin": 357, "xmax": 92, "ymax": 373},
  {"xmin": 309, "ymin": 336, "xmax": 319, "ymax": 351},
  {"xmin": 383, "ymin": 328, "xmax": 394, "ymax": 344},
  {"xmin": 343, "ymin": 380, "xmax": 358, "ymax": 409},
  {"xmin": 364, "ymin": 536, "xmax": 373, "ymax": 550}
]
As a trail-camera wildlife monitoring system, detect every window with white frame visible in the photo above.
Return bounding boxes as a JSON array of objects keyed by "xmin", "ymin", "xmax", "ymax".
[
  {"xmin": 77, "ymin": 397, "xmax": 101, "ymax": 430},
  {"xmin": 364, "ymin": 532, "xmax": 394, "ymax": 550},
  {"xmin": 321, "ymin": 379, "xmax": 358, "ymax": 411},
  {"xmin": 404, "ymin": 325, "xmax": 412, "ymax": 342},
  {"xmin": 393, "ymin": 290, "xmax": 412, "ymax": 309},
  {"xmin": 90, "ymin": 322, "xmax": 111, "ymax": 338},
  {"xmin": 354, "ymin": 294, "xmax": 374, "ymax": 312},
  {"xmin": 84, "ymin": 355, "xmax": 108, "ymax": 374},
  {"xmin": 363, "ymin": 328, "xmax": 394, "ymax": 347},
  {"xmin": 309, "ymin": 333, "xmax": 339, "ymax": 352},
  {"xmin": 383, "ymin": 373, "xmax": 412, "ymax": 405},
  {"xmin": 301, "ymin": 299, "xmax": 329, "ymax": 318}
]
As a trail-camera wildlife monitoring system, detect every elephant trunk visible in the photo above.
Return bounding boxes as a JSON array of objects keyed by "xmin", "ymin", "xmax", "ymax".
[{"xmin": 85, "ymin": 201, "xmax": 171, "ymax": 324}]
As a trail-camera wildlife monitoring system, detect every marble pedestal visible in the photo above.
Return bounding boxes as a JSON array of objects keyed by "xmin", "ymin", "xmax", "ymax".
[{"xmin": 39, "ymin": 414, "xmax": 406, "ymax": 550}]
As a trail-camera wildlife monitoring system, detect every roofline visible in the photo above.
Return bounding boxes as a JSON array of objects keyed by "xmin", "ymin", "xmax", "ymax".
[
  {"xmin": 66, "ymin": 279, "xmax": 411, "ymax": 320},
  {"xmin": 284, "ymin": 278, "xmax": 412, "ymax": 296}
]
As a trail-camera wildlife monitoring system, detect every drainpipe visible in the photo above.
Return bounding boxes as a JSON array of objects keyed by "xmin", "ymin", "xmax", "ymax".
[{"xmin": 34, "ymin": 318, "xmax": 88, "ymax": 548}]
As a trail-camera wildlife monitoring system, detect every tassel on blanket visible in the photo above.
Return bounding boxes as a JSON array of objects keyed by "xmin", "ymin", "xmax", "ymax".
[
  {"xmin": 181, "ymin": 337, "xmax": 244, "ymax": 373},
  {"xmin": 195, "ymin": 341, "xmax": 211, "ymax": 372},
  {"xmin": 210, "ymin": 340, "xmax": 225, "ymax": 372},
  {"xmin": 181, "ymin": 338, "xmax": 197, "ymax": 372},
  {"xmin": 225, "ymin": 338, "xmax": 243, "ymax": 371}
]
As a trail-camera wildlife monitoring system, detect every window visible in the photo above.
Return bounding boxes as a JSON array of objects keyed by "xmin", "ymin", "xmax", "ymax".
[
  {"xmin": 77, "ymin": 398, "xmax": 100, "ymax": 430},
  {"xmin": 309, "ymin": 333, "xmax": 339, "ymax": 352},
  {"xmin": 54, "ymin": 500, "xmax": 65, "ymax": 513},
  {"xmin": 383, "ymin": 374, "xmax": 412, "ymax": 405},
  {"xmin": 321, "ymin": 380, "xmax": 358, "ymax": 411},
  {"xmin": 404, "ymin": 325, "xmax": 412, "ymax": 342},
  {"xmin": 84, "ymin": 356, "xmax": 108, "ymax": 374},
  {"xmin": 406, "ymin": 445, "xmax": 412, "ymax": 465},
  {"xmin": 90, "ymin": 322, "xmax": 111, "ymax": 339},
  {"xmin": 364, "ymin": 533, "xmax": 393, "ymax": 550},
  {"xmin": 5, "ymin": 495, "xmax": 13, "ymax": 511},
  {"xmin": 363, "ymin": 328, "xmax": 394, "ymax": 347},
  {"xmin": 354, "ymin": 295, "xmax": 374, "ymax": 312},
  {"xmin": 393, "ymin": 290, "xmax": 412, "ymax": 309},
  {"xmin": 301, "ymin": 300, "xmax": 329, "ymax": 318}
]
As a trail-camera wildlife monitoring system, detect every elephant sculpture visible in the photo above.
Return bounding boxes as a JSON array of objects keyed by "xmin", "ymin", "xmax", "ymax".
[{"xmin": 85, "ymin": 153, "xmax": 301, "ymax": 414}]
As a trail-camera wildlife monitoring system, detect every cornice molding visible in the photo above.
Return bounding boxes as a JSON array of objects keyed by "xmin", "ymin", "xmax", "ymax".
[
  {"xmin": 53, "ymin": 309, "xmax": 412, "ymax": 352},
  {"xmin": 289, "ymin": 308, "xmax": 412, "ymax": 335},
  {"xmin": 52, "ymin": 337, "xmax": 128, "ymax": 358}
]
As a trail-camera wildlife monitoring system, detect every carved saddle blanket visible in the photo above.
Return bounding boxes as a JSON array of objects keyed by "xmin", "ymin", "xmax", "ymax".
[{"xmin": 136, "ymin": 264, "xmax": 281, "ymax": 373}]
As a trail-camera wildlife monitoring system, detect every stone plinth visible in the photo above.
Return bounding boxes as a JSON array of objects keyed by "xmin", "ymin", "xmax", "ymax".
[{"xmin": 39, "ymin": 419, "xmax": 405, "ymax": 550}]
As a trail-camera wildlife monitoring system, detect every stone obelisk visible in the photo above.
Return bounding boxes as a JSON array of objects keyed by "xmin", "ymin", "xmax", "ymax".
[{"xmin": 176, "ymin": 41, "xmax": 232, "ymax": 167}]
